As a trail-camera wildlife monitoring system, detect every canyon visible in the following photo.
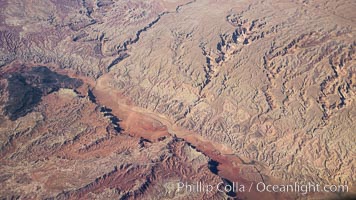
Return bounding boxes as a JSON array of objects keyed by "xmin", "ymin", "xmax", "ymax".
[{"xmin": 0, "ymin": 0, "xmax": 355, "ymax": 199}]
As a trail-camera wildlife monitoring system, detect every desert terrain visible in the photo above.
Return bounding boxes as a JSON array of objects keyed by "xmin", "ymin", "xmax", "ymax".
[{"xmin": 0, "ymin": 0, "xmax": 355, "ymax": 199}]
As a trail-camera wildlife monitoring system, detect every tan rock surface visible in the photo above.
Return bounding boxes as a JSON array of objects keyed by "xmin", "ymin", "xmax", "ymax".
[{"xmin": 0, "ymin": 0, "xmax": 355, "ymax": 199}]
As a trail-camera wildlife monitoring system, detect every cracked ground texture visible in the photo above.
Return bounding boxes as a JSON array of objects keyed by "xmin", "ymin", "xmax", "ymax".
[{"xmin": 0, "ymin": 0, "xmax": 355, "ymax": 199}]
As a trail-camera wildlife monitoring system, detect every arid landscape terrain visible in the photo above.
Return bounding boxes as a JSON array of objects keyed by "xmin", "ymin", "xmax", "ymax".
[{"xmin": 0, "ymin": 0, "xmax": 355, "ymax": 199}]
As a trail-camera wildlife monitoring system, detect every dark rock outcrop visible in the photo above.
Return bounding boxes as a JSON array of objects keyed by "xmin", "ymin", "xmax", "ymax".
[{"xmin": 3, "ymin": 66, "xmax": 82, "ymax": 120}]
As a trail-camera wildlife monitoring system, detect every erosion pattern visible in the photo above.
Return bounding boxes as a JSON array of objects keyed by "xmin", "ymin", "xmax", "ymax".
[{"xmin": 0, "ymin": 0, "xmax": 355, "ymax": 199}]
